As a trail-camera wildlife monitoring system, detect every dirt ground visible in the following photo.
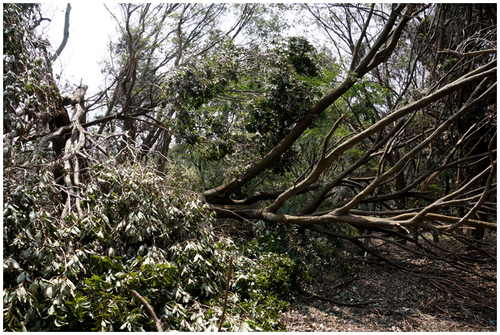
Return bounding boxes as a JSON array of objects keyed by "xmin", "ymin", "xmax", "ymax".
[{"xmin": 281, "ymin": 233, "xmax": 497, "ymax": 332}]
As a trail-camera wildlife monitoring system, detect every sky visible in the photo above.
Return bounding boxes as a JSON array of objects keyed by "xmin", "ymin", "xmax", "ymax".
[{"xmin": 40, "ymin": 3, "xmax": 119, "ymax": 98}]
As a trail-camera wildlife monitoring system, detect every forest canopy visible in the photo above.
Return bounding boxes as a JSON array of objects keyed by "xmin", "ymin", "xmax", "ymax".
[{"xmin": 3, "ymin": 3, "xmax": 497, "ymax": 331}]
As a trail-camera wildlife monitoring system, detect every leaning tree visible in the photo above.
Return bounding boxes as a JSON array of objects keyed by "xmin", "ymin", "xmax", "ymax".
[{"xmin": 201, "ymin": 3, "xmax": 497, "ymax": 270}]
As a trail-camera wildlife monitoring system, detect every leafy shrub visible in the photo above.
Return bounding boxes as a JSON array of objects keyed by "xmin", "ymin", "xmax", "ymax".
[
  {"xmin": 246, "ymin": 220, "xmax": 350, "ymax": 281},
  {"xmin": 4, "ymin": 160, "xmax": 295, "ymax": 331}
]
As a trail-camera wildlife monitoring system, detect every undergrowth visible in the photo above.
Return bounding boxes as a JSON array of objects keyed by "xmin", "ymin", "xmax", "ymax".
[{"xmin": 4, "ymin": 159, "xmax": 310, "ymax": 331}]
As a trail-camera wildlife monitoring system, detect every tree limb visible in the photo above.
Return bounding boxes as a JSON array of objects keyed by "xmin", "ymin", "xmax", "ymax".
[
  {"xmin": 51, "ymin": 4, "xmax": 71, "ymax": 62},
  {"xmin": 440, "ymin": 48, "xmax": 497, "ymax": 58},
  {"xmin": 202, "ymin": 4, "xmax": 409, "ymax": 202}
]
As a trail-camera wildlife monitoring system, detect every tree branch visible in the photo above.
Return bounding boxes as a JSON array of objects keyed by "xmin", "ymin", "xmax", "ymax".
[
  {"xmin": 131, "ymin": 290, "xmax": 163, "ymax": 332},
  {"xmin": 202, "ymin": 4, "xmax": 409, "ymax": 202},
  {"xmin": 51, "ymin": 4, "xmax": 71, "ymax": 62},
  {"xmin": 440, "ymin": 48, "xmax": 497, "ymax": 58}
]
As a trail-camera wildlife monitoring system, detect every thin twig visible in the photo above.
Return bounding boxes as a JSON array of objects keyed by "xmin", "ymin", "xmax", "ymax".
[
  {"xmin": 131, "ymin": 290, "xmax": 163, "ymax": 332},
  {"xmin": 299, "ymin": 288, "xmax": 377, "ymax": 307},
  {"xmin": 218, "ymin": 255, "xmax": 233, "ymax": 332}
]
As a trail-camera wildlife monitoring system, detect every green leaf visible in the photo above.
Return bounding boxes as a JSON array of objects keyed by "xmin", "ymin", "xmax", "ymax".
[{"xmin": 16, "ymin": 272, "xmax": 26, "ymax": 283}]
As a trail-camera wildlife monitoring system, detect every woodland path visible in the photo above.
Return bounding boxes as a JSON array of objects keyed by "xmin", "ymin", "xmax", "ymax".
[{"xmin": 281, "ymin": 233, "xmax": 497, "ymax": 332}]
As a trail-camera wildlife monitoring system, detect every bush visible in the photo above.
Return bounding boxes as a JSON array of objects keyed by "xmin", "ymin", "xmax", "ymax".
[{"xmin": 4, "ymin": 160, "xmax": 295, "ymax": 331}]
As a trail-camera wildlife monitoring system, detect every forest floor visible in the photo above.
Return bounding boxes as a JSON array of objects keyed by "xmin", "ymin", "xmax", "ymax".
[{"xmin": 281, "ymin": 232, "xmax": 497, "ymax": 332}]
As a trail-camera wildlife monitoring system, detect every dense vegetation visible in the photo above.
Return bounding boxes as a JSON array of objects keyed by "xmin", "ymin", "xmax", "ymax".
[{"xmin": 3, "ymin": 3, "xmax": 496, "ymax": 331}]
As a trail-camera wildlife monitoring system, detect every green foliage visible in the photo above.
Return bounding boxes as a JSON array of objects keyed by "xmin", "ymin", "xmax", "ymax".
[
  {"xmin": 162, "ymin": 36, "xmax": 325, "ymax": 176},
  {"xmin": 4, "ymin": 160, "xmax": 298, "ymax": 331},
  {"xmin": 241, "ymin": 38, "xmax": 323, "ymax": 174},
  {"xmin": 3, "ymin": 4, "xmax": 60, "ymax": 142},
  {"xmin": 164, "ymin": 40, "xmax": 240, "ymax": 149},
  {"xmin": 286, "ymin": 36, "xmax": 319, "ymax": 77},
  {"xmin": 243, "ymin": 221, "xmax": 349, "ymax": 285}
]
